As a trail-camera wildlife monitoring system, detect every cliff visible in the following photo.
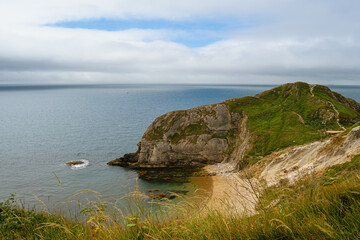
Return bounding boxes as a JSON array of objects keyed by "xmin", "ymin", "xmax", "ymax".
[
  {"xmin": 108, "ymin": 82, "xmax": 360, "ymax": 169},
  {"xmin": 260, "ymin": 124, "xmax": 360, "ymax": 186}
]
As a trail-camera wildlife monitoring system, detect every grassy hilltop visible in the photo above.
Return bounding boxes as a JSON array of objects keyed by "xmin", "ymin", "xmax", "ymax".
[
  {"xmin": 141, "ymin": 82, "xmax": 360, "ymax": 167},
  {"xmin": 225, "ymin": 82, "xmax": 360, "ymax": 164}
]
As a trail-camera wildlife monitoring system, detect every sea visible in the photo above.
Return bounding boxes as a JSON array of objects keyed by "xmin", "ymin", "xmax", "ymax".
[{"xmin": 0, "ymin": 84, "xmax": 359, "ymax": 212}]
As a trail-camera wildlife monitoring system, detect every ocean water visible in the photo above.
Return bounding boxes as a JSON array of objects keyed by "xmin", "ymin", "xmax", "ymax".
[{"xmin": 0, "ymin": 84, "xmax": 359, "ymax": 210}]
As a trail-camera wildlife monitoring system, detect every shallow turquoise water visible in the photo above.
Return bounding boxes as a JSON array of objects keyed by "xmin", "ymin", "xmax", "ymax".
[{"xmin": 0, "ymin": 84, "xmax": 358, "ymax": 210}]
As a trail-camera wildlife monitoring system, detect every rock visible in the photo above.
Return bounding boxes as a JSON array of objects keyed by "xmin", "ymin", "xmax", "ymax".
[
  {"xmin": 148, "ymin": 192, "xmax": 177, "ymax": 200},
  {"xmin": 109, "ymin": 104, "xmax": 243, "ymax": 168},
  {"xmin": 66, "ymin": 160, "xmax": 85, "ymax": 165},
  {"xmin": 261, "ymin": 126, "xmax": 360, "ymax": 186},
  {"xmin": 149, "ymin": 192, "xmax": 167, "ymax": 200},
  {"xmin": 168, "ymin": 194, "xmax": 176, "ymax": 199},
  {"xmin": 158, "ymin": 193, "xmax": 166, "ymax": 198},
  {"xmin": 108, "ymin": 82, "xmax": 360, "ymax": 170},
  {"xmin": 107, "ymin": 152, "xmax": 138, "ymax": 166},
  {"xmin": 136, "ymin": 103, "xmax": 239, "ymax": 167}
]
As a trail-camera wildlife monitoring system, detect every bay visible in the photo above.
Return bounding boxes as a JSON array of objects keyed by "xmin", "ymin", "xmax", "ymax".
[{"xmin": 0, "ymin": 84, "xmax": 359, "ymax": 211}]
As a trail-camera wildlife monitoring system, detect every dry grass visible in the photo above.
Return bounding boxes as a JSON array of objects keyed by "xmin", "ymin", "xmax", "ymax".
[{"xmin": 2, "ymin": 155, "xmax": 360, "ymax": 239}]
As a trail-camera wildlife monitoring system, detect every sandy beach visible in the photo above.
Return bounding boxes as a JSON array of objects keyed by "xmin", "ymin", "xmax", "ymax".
[{"xmin": 204, "ymin": 172, "xmax": 259, "ymax": 216}]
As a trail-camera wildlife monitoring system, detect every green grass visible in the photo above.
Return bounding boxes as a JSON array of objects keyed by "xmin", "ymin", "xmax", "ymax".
[
  {"xmin": 167, "ymin": 120, "xmax": 209, "ymax": 144},
  {"xmin": 0, "ymin": 194, "xmax": 89, "ymax": 239},
  {"xmin": 145, "ymin": 110, "xmax": 212, "ymax": 143},
  {"xmin": 312, "ymin": 85, "xmax": 360, "ymax": 121},
  {"xmin": 341, "ymin": 121, "xmax": 360, "ymax": 136},
  {"xmin": 2, "ymin": 155, "xmax": 360, "ymax": 239},
  {"xmin": 225, "ymin": 82, "xmax": 360, "ymax": 164},
  {"xmin": 145, "ymin": 111, "xmax": 184, "ymax": 141}
]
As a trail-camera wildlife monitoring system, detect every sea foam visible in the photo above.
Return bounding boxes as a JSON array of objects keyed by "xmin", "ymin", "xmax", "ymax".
[{"xmin": 70, "ymin": 159, "xmax": 89, "ymax": 170}]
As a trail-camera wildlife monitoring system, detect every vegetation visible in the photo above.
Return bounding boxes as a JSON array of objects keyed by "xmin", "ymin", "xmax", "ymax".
[
  {"xmin": 146, "ymin": 110, "xmax": 211, "ymax": 144},
  {"xmin": 226, "ymin": 82, "xmax": 360, "ymax": 163},
  {"xmin": 0, "ymin": 194, "xmax": 88, "ymax": 239},
  {"xmin": 2, "ymin": 154, "xmax": 360, "ymax": 239},
  {"xmin": 168, "ymin": 120, "xmax": 209, "ymax": 144},
  {"xmin": 142, "ymin": 82, "xmax": 360, "ymax": 166}
]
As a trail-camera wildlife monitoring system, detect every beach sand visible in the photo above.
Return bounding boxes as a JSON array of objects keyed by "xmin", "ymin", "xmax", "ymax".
[{"xmin": 204, "ymin": 172, "xmax": 259, "ymax": 216}]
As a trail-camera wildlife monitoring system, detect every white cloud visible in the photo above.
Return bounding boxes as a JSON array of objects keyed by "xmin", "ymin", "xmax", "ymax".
[{"xmin": 0, "ymin": 0, "xmax": 360, "ymax": 85}]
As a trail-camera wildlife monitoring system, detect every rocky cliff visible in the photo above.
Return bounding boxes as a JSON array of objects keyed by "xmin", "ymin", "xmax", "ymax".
[
  {"xmin": 109, "ymin": 103, "xmax": 245, "ymax": 167},
  {"xmin": 260, "ymin": 125, "xmax": 360, "ymax": 186},
  {"xmin": 108, "ymin": 82, "xmax": 360, "ymax": 169}
]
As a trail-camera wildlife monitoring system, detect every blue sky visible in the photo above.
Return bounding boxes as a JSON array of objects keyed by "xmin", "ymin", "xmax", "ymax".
[{"xmin": 49, "ymin": 17, "xmax": 259, "ymax": 48}]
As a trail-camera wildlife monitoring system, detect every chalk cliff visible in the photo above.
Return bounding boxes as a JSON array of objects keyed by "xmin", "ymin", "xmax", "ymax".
[{"xmin": 261, "ymin": 125, "xmax": 360, "ymax": 186}]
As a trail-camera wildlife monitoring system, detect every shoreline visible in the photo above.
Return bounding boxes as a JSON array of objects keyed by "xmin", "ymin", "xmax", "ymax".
[{"xmin": 204, "ymin": 172, "xmax": 258, "ymax": 216}]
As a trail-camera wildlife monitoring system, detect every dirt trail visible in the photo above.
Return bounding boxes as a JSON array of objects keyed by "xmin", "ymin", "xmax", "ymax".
[
  {"xmin": 328, "ymin": 101, "xmax": 346, "ymax": 130},
  {"xmin": 309, "ymin": 84, "xmax": 315, "ymax": 97}
]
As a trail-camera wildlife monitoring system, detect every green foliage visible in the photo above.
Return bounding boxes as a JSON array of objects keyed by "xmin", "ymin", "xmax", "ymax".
[
  {"xmin": 312, "ymin": 85, "xmax": 360, "ymax": 121},
  {"xmin": 0, "ymin": 193, "xmax": 89, "ymax": 239},
  {"xmin": 168, "ymin": 120, "xmax": 209, "ymax": 144},
  {"xmin": 80, "ymin": 202, "xmax": 108, "ymax": 234},
  {"xmin": 184, "ymin": 121, "xmax": 207, "ymax": 136},
  {"xmin": 341, "ymin": 121, "xmax": 360, "ymax": 136},
  {"xmin": 0, "ymin": 193, "xmax": 21, "ymax": 232},
  {"xmin": 145, "ymin": 111, "xmax": 186, "ymax": 141},
  {"xmin": 226, "ymin": 82, "xmax": 360, "ymax": 164},
  {"xmin": 321, "ymin": 154, "xmax": 360, "ymax": 186},
  {"xmin": 168, "ymin": 132, "xmax": 181, "ymax": 143},
  {"xmin": 147, "ymin": 127, "xmax": 166, "ymax": 140}
]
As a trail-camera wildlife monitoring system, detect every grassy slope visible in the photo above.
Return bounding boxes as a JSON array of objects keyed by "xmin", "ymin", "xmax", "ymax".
[
  {"xmin": 226, "ymin": 82, "xmax": 360, "ymax": 164},
  {"xmin": 0, "ymin": 198, "xmax": 89, "ymax": 240},
  {"xmin": 2, "ymin": 153, "xmax": 360, "ymax": 239}
]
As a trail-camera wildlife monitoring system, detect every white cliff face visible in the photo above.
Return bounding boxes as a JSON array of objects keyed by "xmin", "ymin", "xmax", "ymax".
[
  {"xmin": 260, "ymin": 126, "xmax": 360, "ymax": 186},
  {"xmin": 137, "ymin": 103, "xmax": 245, "ymax": 166}
]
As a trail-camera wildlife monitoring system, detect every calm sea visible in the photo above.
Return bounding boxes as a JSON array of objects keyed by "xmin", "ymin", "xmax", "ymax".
[{"xmin": 0, "ymin": 84, "xmax": 359, "ymax": 210}]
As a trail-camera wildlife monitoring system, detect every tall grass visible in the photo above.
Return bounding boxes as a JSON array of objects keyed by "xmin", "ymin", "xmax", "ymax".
[{"xmin": 2, "ymin": 155, "xmax": 360, "ymax": 239}]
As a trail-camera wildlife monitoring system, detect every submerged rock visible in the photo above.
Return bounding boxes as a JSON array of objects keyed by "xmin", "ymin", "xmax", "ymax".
[{"xmin": 148, "ymin": 191, "xmax": 177, "ymax": 200}]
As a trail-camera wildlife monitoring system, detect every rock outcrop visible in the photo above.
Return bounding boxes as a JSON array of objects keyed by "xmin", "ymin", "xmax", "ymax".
[
  {"xmin": 108, "ymin": 103, "xmax": 246, "ymax": 168},
  {"xmin": 108, "ymin": 82, "xmax": 360, "ymax": 169},
  {"xmin": 260, "ymin": 126, "xmax": 360, "ymax": 186}
]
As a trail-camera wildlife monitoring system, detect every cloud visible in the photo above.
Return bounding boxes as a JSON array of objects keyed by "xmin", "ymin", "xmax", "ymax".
[{"xmin": 0, "ymin": 0, "xmax": 359, "ymax": 85}]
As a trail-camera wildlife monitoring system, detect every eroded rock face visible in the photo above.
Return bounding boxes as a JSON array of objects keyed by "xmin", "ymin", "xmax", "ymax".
[
  {"xmin": 108, "ymin": 103, "xmax": 246, "ymax": 167},
  {"xmin": 260, "ymin": 126, "xmax": 360, "ymax": 186},
  {"xmin": 136, "ymin": 103, "xmax": 242, "ymax": 166}
]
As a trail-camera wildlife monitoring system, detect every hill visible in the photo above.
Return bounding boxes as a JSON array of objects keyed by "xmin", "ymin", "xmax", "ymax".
[{"xmin": 108, "ymin": 82, "xmax": 360, "ymax": 169}]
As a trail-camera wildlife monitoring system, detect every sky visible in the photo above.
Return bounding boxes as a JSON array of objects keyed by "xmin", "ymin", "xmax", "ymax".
[{"xmin": 0, "ymin": 0, "xmax": 360, "ymax": 85}]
